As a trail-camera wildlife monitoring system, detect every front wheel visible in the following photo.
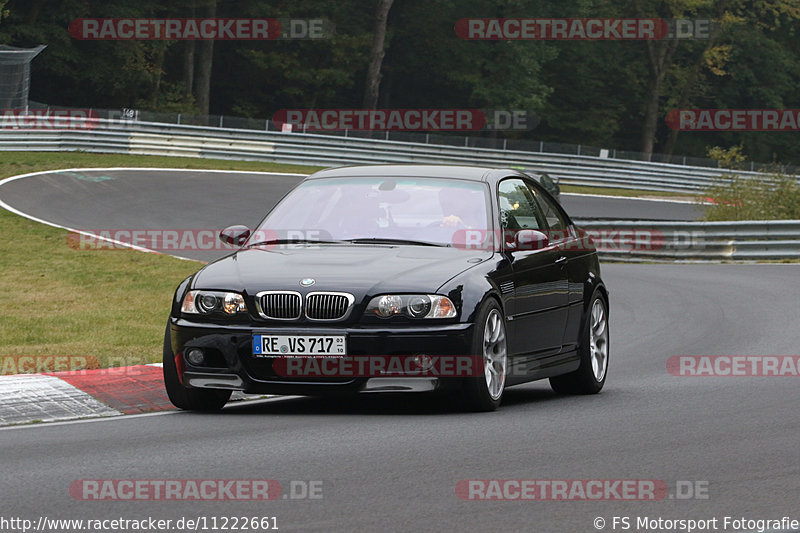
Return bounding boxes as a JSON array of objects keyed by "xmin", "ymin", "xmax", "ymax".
[
  {"xmin": 460, "ymin": 300, "xmax": 508, "ymax": 412},
  {"xmin": 163, "ymin": 323, "xmax": 231, "ymax": 411},
  {"xmin": 550, "ymin": 291, "xmax": 609, "ymax": 395}
]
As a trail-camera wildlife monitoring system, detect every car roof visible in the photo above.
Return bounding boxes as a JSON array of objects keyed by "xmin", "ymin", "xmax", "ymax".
[{"xmin": 304, "ymin": 164, "xmax": 526, "ymax": 183}]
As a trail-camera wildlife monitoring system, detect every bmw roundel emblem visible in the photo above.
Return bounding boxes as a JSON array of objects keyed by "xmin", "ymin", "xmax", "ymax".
[{"xmin": 300, "ymin": 278, "xmax": 315, "ymax": 287}]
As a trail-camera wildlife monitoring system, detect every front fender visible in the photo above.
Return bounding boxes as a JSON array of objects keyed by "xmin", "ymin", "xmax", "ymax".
[
  {"xmin": 170, "ymin": 275, "xmax": 195, "ymax": 317},
  {"xmin": 437, "ymin": 261, "xmax": 504, "ymax": 326}
]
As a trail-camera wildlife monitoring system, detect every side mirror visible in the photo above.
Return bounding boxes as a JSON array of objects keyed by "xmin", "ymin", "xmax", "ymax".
[
  {"xmin": 510, "ymin": 229, "xmax": 549, "ymax": 251},
  {"xmin": 219, "ymin": 225, "xmax": 251, "ymax": 246}
]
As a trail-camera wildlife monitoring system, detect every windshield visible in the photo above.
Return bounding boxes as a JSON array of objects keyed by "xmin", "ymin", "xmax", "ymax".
[{"xmin": 254, "ymin": 177, "xmax": 490, "ymax": 247}]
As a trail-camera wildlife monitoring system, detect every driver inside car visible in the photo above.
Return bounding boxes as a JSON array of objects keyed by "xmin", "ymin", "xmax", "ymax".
[{"xmin": 437, "ymin": 187, "xmax": 483, "ymax": 229}]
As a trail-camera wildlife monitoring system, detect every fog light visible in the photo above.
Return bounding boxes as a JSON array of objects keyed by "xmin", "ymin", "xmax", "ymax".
[
  {"xmin": 411, "ymin": 354, "xmax": 434, "ymax": 371},
  {"xmin": 186, "ymin": 348, "xmax": 205, "ymax": 366}
]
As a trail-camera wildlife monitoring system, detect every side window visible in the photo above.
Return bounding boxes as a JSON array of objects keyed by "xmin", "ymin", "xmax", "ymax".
[
  {"xmin": 498, "ymin": 179, "xmax": 546, "ymax": 232},
  {"xmin": 529, "ymin": 184, "xmax": 568, "ymax": 232}
]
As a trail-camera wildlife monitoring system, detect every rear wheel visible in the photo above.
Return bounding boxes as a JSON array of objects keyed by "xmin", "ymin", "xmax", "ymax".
[
  {"xmin": 460, "ymin": 300, "xmax": 507, "ymax": 412},
  {"xmin": 163, "ymin": 323, "xmax": 231, "ymax": 411},
  {"xmin": 550, "ymin": 291, "xmax": 608, "ymax": 395}
]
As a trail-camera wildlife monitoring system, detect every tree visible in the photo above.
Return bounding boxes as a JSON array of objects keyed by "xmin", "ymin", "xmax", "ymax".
[
  {"xmin": 631, "ymin": 0, "xmax": 714, "ymax": 158},
  {"xmin": 183, "ymin": 0, "xmax": 196, "ymax": 99},
  {"xmin": 195, "ymin": 0, "xmax": 216, "ymax": 115},
  {"xmin": 384, "ymin": 0, "xmax": 556, "ymax": 112},
  {"xmin": 362, "ymin": 0, "xmax": 394, "ymax": 109},
  {"xmin": 0, "ymin": 0, "xmax": 798, "ymax": 165},
  {"xmin": 0, "ymin": 0, "xmax": 10, "ymax": 24}
]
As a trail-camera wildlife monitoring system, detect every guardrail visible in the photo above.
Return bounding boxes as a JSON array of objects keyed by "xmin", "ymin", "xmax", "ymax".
[
  {"xmin": 26, "ymin": 101, "xmax": 784, "ymax": 171},
  {"xmin": 2, "ymin": 118, "xmax": 796, "ymax": 195},
  {"xmin": 574, "ymin": 219, "xmax": 800, "ymax": 261}
]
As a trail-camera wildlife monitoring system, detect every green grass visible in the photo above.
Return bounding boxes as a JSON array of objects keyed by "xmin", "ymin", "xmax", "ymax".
[
  {"xmin": 701, "ymin": 174, "xmax": 800, "ymax": 221},
  {"xmin": 0, "ymin": 152, "xmax": 686, "ymax": 372},
  {"xmin": 0, "ymin": 204, "xmax": 199, "ymax": 368},
  {"xmin": 0, "ymin": 151, "xmax": 325, "ymax": 178},
  {"xmin": 560, "ymin": 184, "xmax": 694, "ymax": 199},
  {"xmin": 0, "ymin": 152, "xmax": 326, "ymax": 372}
]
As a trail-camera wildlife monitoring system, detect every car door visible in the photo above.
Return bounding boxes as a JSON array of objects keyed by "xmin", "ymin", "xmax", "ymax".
[
  {"xmin": 531, "ymin": 185, "xmax": 589, "ymax": 352},
  {"xmin": 497, "ymin": 178, "xmax": 570, "ymax": 370}
]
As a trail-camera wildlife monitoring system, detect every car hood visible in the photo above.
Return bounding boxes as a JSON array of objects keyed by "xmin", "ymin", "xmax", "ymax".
[{"xmin": 192, "ymin": 244, "xmax": 492, "ymax": 296}]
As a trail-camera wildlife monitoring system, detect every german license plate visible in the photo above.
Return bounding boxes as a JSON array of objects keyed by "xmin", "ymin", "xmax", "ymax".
[{"xmin": 252, "ymin": 334, "xmax": 346, "ymax": 357}]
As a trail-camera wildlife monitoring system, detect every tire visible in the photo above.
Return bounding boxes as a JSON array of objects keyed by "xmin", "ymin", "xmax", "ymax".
[
  {"xmin": 460, "ymin": 299, "xmax": 508, "ymax": 412},
  {"xmin": 550, "ymin": 290, "xmax": 609, "ymax": 395},
  {"xmin": 163, "ymin": 323, "xmax": 231, "ymax": 411}
]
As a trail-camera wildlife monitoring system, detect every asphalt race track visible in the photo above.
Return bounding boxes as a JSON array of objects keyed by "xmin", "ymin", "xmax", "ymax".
[
  {"xmin": 0, "ymin": 169, "xmax": 307, "ymax": 261},
  {"xmin": 0, "ymin": 169, "xmax": 703, "ymax": 261},
  {"xmin": 561, "ymin": 193, "xmax": 703, "ymax": 221},
  {"xmin": 0, "ymin": 169, "xmax": 797, "ymax": 532}
]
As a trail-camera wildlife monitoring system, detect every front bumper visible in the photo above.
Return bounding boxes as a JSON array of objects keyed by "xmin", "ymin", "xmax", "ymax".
[{"xmin": 170, "ymin": 318, "xmax": 474, "ymax": 395}]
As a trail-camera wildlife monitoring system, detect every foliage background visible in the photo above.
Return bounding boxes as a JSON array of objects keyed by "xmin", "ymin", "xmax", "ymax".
[{"xmin": 1, "ymin": 0, "xmax": 799, "ymax": 165}]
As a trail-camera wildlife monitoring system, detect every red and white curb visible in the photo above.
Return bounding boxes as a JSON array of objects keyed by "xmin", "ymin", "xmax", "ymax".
[
  {"xmin": 0, "ymin": 364, "xmax": 171, "ymax": 426},
  {"xmin": 0, "ymin": 374, "xmax": 121, "ymax": 426},
  {"xmin": 0, "ymin": 363, "xmax": 259, "ymax": 426}
]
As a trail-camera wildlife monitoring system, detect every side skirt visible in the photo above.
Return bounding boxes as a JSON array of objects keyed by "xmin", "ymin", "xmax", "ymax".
[{"xmin": 506, "ymin": 349, "xmax": 581, "ymax": 386}]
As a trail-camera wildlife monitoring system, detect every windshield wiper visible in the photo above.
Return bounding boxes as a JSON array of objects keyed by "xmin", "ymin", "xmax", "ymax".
[
  {"xmin": 246, "ymin": 238, "xmax": 343, "ymax": 248},
  {"xmin": 342, "ymin": 237, "xmax": 448, "ymax": 247}
]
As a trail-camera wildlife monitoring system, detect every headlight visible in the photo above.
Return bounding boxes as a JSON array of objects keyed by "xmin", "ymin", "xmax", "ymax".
[
  {"xmin": 366, "ymin": 294, "xmax": 456, "ymax": 319},
  {"xmin": 182, "ymin": 290, "xmax": 247, "ymax": 315}
]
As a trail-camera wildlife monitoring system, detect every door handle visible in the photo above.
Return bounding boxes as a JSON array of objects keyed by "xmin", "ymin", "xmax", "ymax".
[{"xmin": 555, "ymin": 256, "xmax": 567, "ymax": 267}]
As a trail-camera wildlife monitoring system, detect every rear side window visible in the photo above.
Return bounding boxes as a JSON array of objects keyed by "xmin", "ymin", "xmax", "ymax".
[{"xmin": 529, "ymin": 183, "xmax": 568, "ymax": 232}]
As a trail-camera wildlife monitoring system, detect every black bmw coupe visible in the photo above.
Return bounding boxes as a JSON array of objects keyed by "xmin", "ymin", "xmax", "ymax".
[{"xmin": 164, "ymin": 165, "xmax": 609, "ymax": 412}]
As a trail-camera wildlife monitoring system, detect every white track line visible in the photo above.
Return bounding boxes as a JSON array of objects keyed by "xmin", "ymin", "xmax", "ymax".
[
  {"xmin": 0, "ymin": 168, "xmax": 307, "ymax": 262},
  {"xmin": 0, "ymin": 167, "xmax": 309, "ymax": 176},
  {"xmin": 0, "ymin": 395, "xmax": 303, "ymax": 432},
  {"xmin": 561, "ymin": 192, "xmax": 705, "ymax": 204},
  {"xmin": 0, "ymin": 374, "xmax": 121, "ymax": 426},
  {"xmin": 0, "ymin": 168, "xmax": 716, "ymax": 266}
]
